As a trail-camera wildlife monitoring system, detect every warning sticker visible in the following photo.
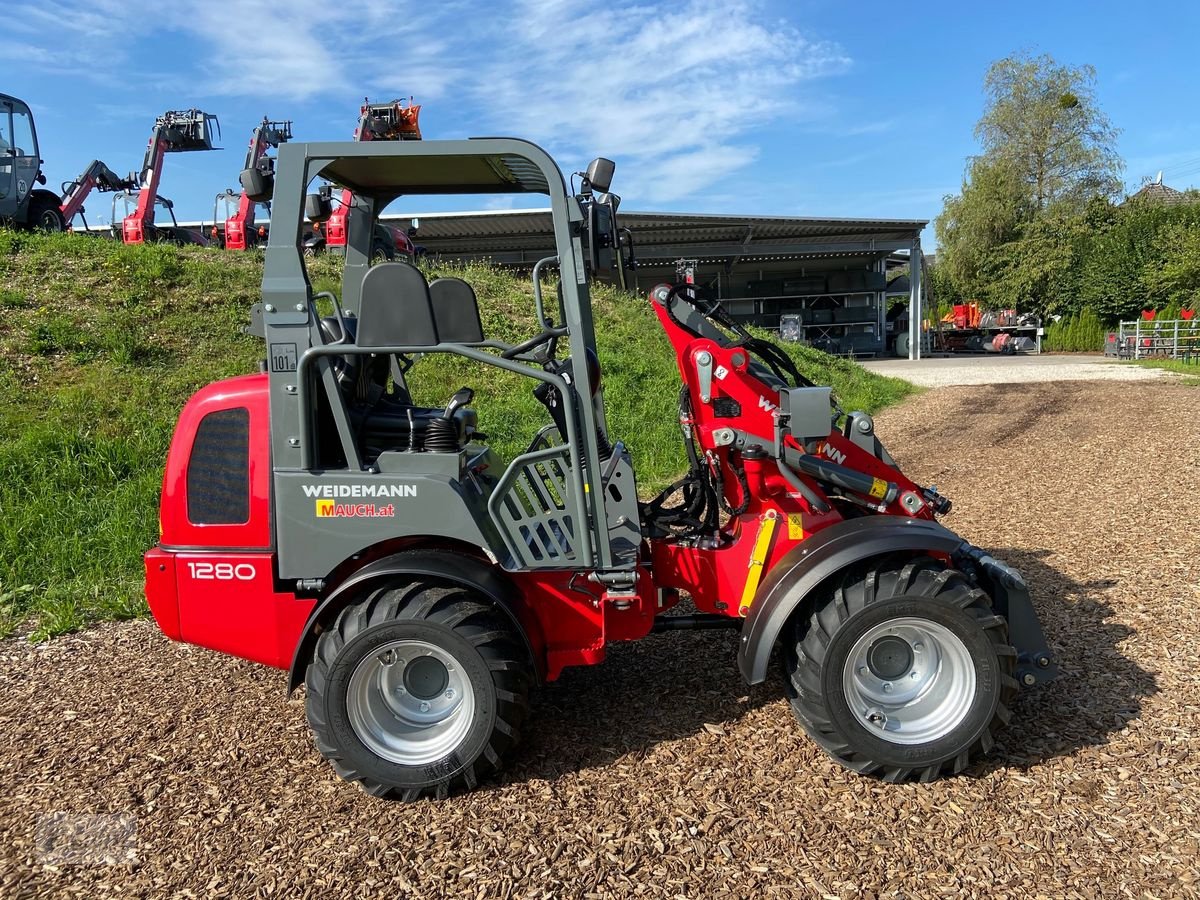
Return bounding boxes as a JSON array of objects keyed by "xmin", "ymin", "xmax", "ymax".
[
  {"xmin": 868, "ymin": 478, "xmax": 888, "ymax": 500},
  {"xmin": 787, "ymin": 513, "xmax": 805, "ymax": 540}
]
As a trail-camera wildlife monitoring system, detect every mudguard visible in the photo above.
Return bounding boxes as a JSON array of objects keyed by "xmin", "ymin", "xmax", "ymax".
[
  {"xmin": 737, "ymin": 516, "xmax": 1056, "ymax": 686},
  {"xmin": 286, "ymin": 548, "xmax": 540, "ymax": 693}
]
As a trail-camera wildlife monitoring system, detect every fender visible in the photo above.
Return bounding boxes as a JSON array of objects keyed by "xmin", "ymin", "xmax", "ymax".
[
  {"xmin": 286, "ymin": 548, "xmax": 541, "ymax": 693},
  {"xmin": 738, "ymin": 516, "xmax": 967, "ymax": 684}
]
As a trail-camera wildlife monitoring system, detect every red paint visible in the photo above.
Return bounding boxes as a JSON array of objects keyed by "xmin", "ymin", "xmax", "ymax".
[
  {"xmin": 174, "ymin": 552, "xmax": 313, "ymax": 669},
  {"xmin": 157, "ymin": 373, "xmax": 272, "ymax": 550}
]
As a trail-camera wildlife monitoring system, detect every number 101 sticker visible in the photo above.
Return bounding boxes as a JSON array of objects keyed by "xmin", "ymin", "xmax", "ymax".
[
  {"xmin": 187, "ymin": 561, "xmax": 256, "ymax": 581},
  {"xmin": 269, "ymin": 342, "xmax": 298, "ymax": 372}
]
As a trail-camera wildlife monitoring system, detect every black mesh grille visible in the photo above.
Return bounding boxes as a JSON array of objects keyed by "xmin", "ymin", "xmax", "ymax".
[{"xmin": 187, "ymin": 408, "xmax": 250, "ymax": 525}]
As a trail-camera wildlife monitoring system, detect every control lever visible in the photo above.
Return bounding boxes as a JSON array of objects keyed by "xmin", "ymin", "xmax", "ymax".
[{"xmin": 443, "ymin": 387, "xmax": 474, "ymax": 419}]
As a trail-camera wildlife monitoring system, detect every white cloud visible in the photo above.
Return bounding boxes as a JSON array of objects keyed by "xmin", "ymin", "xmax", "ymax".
[
  {"xmin": 459, "ymin": 0, "xmax": 850, "ymax": 204},
  {"xmin": 5, "ymin": 0, "xmax": 851, "ymax": 206}
]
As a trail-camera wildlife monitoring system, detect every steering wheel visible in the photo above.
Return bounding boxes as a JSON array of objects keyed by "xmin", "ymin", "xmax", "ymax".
[{"xmin": 500, "ymin": 325, "xmax": 568, "ymax": 361}]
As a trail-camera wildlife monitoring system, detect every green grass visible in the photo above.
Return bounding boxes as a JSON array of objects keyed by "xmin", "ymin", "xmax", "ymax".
[
  {"xmin": 0, "ymin": 230, "xmax": 915, "ymax": 639},
  {"xmin": 1130, "ymin": 356, "xmax": 1200, "ymax": 385}
]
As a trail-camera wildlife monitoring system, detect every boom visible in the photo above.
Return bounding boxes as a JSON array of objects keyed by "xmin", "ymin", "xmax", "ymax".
[
  {"xmin": 122, "ymin": 109, "xmax": 220, "ymax": 244},
  {"xmin": 59, "ymin": 160, "xmax": 134, "ymax": 229}
]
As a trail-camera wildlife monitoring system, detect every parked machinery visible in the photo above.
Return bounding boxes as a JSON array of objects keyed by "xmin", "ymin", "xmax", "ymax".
[
  {"xmin": 59, "ymin": 160, "xmax": 135, "ymax": 231},
  {"xmin": 122, "ymin": 109, "xmax": 220, "ymax": 245},
  {"xmin": 0, "ymin": 92, "xmax": 65, "ymax": 231},
  {"xmin": 306, "ymin": 98, "xmax": 420, "ymax": 261},
  {"xmin": 220, "ymin": 117, "xmax": 292, "ymax": 250}
]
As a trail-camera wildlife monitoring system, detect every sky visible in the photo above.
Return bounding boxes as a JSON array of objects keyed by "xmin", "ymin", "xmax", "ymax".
[{"xmin": 4, "ymin": 0, "xmax": 1200, "ymax": 238}]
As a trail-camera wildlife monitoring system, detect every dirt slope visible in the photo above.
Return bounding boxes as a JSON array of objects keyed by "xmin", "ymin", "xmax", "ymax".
[{"xmin": 2, "ymin": 380, "xmax": 1198, "ymax": 899}]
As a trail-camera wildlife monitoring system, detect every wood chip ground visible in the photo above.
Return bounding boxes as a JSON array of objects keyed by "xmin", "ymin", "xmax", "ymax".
[{"xmin": 2, "ymin": 380, "xmax": 1198, "ymax": 898}]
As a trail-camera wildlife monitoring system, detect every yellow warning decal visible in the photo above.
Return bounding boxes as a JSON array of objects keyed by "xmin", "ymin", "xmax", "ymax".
[
  {"xmin": 787, "ymin": 513, "xmax": 805, "ymax": 540},
  {"xmin": 739, "ymin": 511, "xmax": 779, "ymax": 617},
  {"xmin": 868, "ymin": 478, "xmax": 888, "ymax": 500}
]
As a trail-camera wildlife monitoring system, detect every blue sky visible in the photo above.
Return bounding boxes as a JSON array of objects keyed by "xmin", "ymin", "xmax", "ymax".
[{"xmin": 5, "ymin": 0, "xmax": 1199, "ymax": 236}]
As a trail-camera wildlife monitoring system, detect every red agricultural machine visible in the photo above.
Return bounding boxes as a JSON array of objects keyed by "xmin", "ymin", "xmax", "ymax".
[
  {"xmin": 121, "ymin": 108, "xmax": 220, "ymax": 245},
  {"xmin": 147, "ymin": 137, "xmax": 1055, "ymax": 801},
  {"xmin": 306, "ymin": 98, "xmax": 420, "ymax": 261},
  {"xmin": 212, "ymin": 116, "xmax": 293, "ymax": 249},
  {"xmin": 59, "ymin": 160, "xmax": 136, "ymax": 231}
]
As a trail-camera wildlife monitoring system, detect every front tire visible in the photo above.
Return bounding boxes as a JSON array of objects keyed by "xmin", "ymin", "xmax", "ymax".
[
  {"xmin": 784, "ymin": 555, "xmax": 1018, "ymax": 782},
  {"xmin": 28, "ymin": 196, "xmax": 65, "ymax": 232},
  {"xmin": 306, "ymin": 579, "xmax": 532, "ymax": 800}
]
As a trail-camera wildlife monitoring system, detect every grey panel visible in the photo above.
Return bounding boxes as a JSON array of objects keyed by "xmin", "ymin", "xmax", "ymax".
[
  {"xmin": 487, "ymin": 445, "xmax": 584, "ymax": 570},
  {"xmin": 429, "ymin": 277, "xmax": 485, "ymax": 343},
  {"xmin": 274, "ymin": 470, "xmax": 507, "ymax": 580}
]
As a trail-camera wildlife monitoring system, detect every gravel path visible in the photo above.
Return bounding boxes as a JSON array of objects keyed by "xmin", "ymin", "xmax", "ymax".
[
  {"xmin": 3, "ymin": 380, "xmax": 1199, "ymax": 899},
  {"xmin": 861, "ymin": 354, "xmax": 1170, "ymax": 387}
]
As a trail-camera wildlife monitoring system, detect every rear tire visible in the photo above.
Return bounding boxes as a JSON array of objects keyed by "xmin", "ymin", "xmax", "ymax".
[
  {"xmin": 784, "ymin": 555, "xmax": 1017, "ymax": 782},
  {"xmin": 306, "ymin": 580, "xmax": 532, "ymax": 800}
]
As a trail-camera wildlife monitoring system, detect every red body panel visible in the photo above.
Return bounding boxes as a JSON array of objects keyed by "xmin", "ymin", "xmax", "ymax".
[
  {"xmin": 174, "ymin": 551, "xmax": 313, "ymax": 669},
  {"xmin": 147, "ymin": 372, "xmax": 313, "ymax": 669},
  {"xmin": 158, "ymin": 373, "xmax": 272, "ymax": 550},
  {"xmin": 144, "ymin": 548, "xmax": 180, "ymax": 640}
]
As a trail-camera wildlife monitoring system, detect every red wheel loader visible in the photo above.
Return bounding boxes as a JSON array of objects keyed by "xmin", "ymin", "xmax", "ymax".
[{"xmin": 146, "ymin": 137, "xmax": 1055, "ymax": 800}]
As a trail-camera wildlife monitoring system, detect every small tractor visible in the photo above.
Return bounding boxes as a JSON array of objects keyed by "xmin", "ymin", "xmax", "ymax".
[{"xmin": 146, "ymin": 137, "xmax": 1055, "ymax": 800}]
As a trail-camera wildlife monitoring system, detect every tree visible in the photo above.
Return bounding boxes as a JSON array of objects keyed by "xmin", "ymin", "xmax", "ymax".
[
  {"xmin": 934, "ymin": 52, "xmax": 1124, "ymax": 312},
  {"xmin": 977, "ymin": 52, "xmax": 1123, "ymax": 211},
  {"xmin": 934, "ymin": 156, "xmax": 1030, "ymax": 302}
]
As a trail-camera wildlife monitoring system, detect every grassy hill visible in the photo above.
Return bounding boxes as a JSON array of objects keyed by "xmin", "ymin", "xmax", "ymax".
[{"xmin": 0, "ymin": 231, "xmax": 915, "ymax": 638}]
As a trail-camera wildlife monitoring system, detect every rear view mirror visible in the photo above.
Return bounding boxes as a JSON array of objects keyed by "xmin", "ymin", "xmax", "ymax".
[
  {"xmin": 585, "ymin": 158, "xmax": 615, "ymax": 193},
  {"xmin": 240, "ymin": 167, "xmax": 272, "ymax": 203},
  {"xmin": 305, "ymin": 192, "xmax": 332, "ymax": 223}
]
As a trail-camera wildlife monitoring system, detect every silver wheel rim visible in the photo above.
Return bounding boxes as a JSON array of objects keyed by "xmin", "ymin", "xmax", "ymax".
[
  {"xmin": 842, "ymin": 617, "xmax": 977, "ymax": 745},
  {"xmin": 346, "ymin": 639, "xmax": 475, "ymax": 766}
]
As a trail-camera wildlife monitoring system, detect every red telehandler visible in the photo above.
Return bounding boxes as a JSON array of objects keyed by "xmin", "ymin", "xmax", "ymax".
[
  {"xmin": 307, "ymin": 98, "xmax": 420, "ymax": 260},
  {"xmin": 220, "ymin": 117, "xmax": 292, "ymax": 250},
  {"xmin": 122, "ymin": 109, "xmax": 220, "ymax": 245}
]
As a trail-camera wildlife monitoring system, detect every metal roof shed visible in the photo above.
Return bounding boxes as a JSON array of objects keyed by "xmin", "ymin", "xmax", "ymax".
[{"xmin": 385, "ymin": 208, "xmax": 927, "ymax": 359}]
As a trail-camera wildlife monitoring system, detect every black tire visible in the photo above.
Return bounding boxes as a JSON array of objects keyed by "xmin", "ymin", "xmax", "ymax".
[
  {"xmin": 28, "ymin": 196, "xmax": 65, "ymax": 232},
  {"xmin": 305, "ymin": 579, "xmax": 532, "ymax": 800},
  {"xmin": 784, "ymin": 555, "xmax": 1018, "ymax": 783},
  {"xmin": 370, "ymin": 240, "xmax": 394, "ymax": 263}
]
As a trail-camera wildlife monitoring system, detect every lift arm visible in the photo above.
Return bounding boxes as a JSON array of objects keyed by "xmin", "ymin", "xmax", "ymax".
[
  {"xmin": 123, "ymin": 109, "xmax": 220, "ymax": 244},
  {"xmin": 59, "ymin": 160, "xmax": 135, "ymax": 227}
]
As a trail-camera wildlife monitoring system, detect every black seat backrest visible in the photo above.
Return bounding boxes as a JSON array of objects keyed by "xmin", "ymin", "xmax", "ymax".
[
  {"xmin": 428, "ymin": 277, "xmax": 485, "ymax": 343},
  {"xmin": 357, "ymin": 262, "xmax": 439, "ymax": 348}
]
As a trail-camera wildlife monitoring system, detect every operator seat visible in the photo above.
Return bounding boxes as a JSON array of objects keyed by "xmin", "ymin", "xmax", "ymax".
[{"xmin": 344, "ymin": 262, "xmax": 477, "ymax": 458}]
